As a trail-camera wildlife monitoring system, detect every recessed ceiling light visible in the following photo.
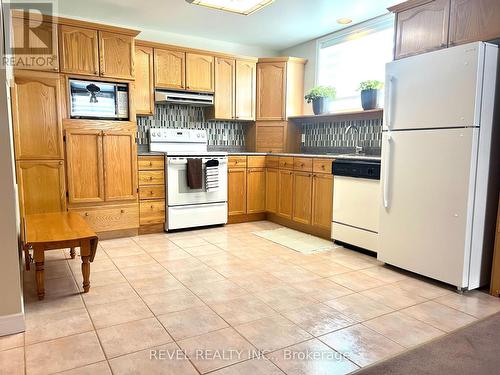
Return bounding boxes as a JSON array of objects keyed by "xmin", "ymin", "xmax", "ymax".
[
  {"xmin": 337, "ymin": 18, "xmax": 353, "ymax": 25},
  {"xmin": 186, "ymin": 0, "xmax": 274, "ymax": 15}
]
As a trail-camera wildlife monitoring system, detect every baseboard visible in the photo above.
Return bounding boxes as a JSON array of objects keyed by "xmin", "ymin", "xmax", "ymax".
[
  {"xmin": 139, "ymin": 223, "xmax": 165, "ymax": 235},
  {"xmin": 0, "ymin": 312, "xmax": 25, "ymax": 337},
  {"xmin": 227, "ymin": 212, "xmax": 266, "ymax": 224}
]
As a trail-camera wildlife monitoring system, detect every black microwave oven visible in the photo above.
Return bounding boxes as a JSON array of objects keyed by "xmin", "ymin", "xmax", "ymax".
[{"xmin": 69, "ymin": 79, "xmax": 129, "ymax": 120}]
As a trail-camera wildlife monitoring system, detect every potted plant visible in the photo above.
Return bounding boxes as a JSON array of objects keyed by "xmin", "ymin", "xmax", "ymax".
[
  {"xmin": 358, "ymin": 80, "xmax": 384, "ymax": 110},
  {"xmin": 304, "ymin": 86, "xmax": 336, "ymax": 115}
]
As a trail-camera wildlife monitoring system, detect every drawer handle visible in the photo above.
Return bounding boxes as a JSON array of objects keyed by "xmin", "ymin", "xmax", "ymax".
[
  {"xmin": 150, "ymin": 205, "xmax": 154, "ymax": 209},
  {"xmin": 321, "ymin": 165, "xmax": 325, "ymax": 169},
  {"xmin": 149, "ymin": 176, "xmax": 153, "ymax": 180},
  {"xmin": 121, "ymin": 209, "xmax": 125, "ymax": 214},
  {"xmin": 85, "ymin": 212, "xmax": 89, "ymax": 217},
  {"xmin": 235, "ymin": 161, "xmax": 238, "ymax": 164},
  {"xmin": 149, "ymin": 191, "xmax": 154, "ymax": 195},
  {"xmin": 149, "ymin": 161, "xmax": 153, "ymax": 166},
  {"xmin": 300, "ymin": 163, "xmax": 304, "ymax": 167}
]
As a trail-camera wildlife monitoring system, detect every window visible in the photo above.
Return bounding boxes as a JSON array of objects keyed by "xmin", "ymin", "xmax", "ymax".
[{"xmin": 316, "ymin": 14, "xmax": 394, "ymax": 112}]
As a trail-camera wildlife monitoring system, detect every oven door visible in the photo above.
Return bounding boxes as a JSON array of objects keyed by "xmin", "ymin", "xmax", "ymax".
[{"xmin": 167, "ymin": 157, "xmax": 228, "ymax": 206}]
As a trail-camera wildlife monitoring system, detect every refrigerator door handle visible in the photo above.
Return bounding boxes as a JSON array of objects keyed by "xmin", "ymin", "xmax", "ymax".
[
  {"xmin": 385, "ymin": 75, "xmax": 394, "ymax": 130},
  {"xmin": 383, "ymin": 134, "xmax": 392, "ymax": 209}
]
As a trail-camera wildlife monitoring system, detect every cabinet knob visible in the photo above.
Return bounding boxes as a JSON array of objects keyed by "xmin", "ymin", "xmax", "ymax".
[
  {"xmin": 59, "ymin": 161, "xmax": 63, "ymax": 165},
  {"xmin": 149, "ymin": 161, "xmax": 153, "ymax": 166},
  {"xmin": 300, "ymin": 163, "xmax": 304, "ymax": 167},
  {"xmin": 321, "ymin": 165, "xmax": 325, "ymax": 169},
  {"xmin": 94, "ymin": 70, "xmax": 98, "ymax": 75},
  {"xmin": 85, "ymin": 212, "xmax": 89, "ymax": 217},
  {"xmin": 121, "ymin": 209, "xmax": 125, "ymax": 214},
  {"xmin": 149, "ymin": 176, "xmax": 153, "ymax": 180},
  {"xmin": 150, "ymin": 205, "xmax": 154, "ymax": 209}
]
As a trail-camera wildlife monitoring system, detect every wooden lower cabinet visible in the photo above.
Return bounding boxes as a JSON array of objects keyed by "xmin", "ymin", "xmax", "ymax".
[
  {"xmin": 490, "ymin": 194, "xmax": 500, "ymax": 297},
  {"xmin": 140, "ymin": 200, "xmax": 166, "ymax": 225},
  {"xmin": 278, "ymin": 169, "xmax": 293, "ymax": 219},
  {"xmin": 312, "ymin": 174, "xmax": 333, "ymax": 230},
  {"xmin": 228, "ymin": 168, "xmax": 247, "ymax": 216},
  {"xmin": 247, "ymin": 168, "xmax": 266, "ymax": 213},
  {"xmin": 16, "ymin": 160, "xmax": 66, "ymax": 218},
  {"xmin": 265, "ymin": 168, "xmax": 278, "ymax": 213},
  {"xmin": 292, "ymin": 171, "xmax": 313, "ymax": 225},
  {"xmin": 70, "ymin": 204, "xmax": 139, "ymax": 233}
]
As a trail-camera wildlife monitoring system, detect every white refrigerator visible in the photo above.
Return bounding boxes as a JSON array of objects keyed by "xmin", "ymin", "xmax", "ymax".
[{"xmin": 379, "ymin": 42, "xmax": 500, "ymax": 290}]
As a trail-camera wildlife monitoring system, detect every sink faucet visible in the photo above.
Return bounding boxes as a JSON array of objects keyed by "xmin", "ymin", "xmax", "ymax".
[{"xmin": 345, "ymin": 125, "xmax": 363, "ymax": 155}]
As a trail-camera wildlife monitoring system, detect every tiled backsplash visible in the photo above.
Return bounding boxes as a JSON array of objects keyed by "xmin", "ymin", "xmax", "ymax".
[
  {"xmin": 299, "ymin": 117, "xmax": 383, "ymax": 155},
  {"xmin": 137, "ymin": 104, "xmax": 247, "ymax": 152}
]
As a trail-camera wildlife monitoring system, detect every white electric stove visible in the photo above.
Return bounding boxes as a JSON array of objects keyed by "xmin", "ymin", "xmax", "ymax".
[{"xmin": 150, "ymin": 128, "xmax": 228, "ymax": 231}]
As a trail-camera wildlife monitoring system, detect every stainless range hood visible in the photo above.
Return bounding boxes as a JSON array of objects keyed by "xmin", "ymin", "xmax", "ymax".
[{"xmin": 154, "ymin": 89, "xmax": 214, "ymax": 106}]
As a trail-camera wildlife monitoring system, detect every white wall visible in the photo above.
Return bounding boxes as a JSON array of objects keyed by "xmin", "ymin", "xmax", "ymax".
[{"xmin": 0, "ymin": 5, "xmax": 24, "ymax": 335}]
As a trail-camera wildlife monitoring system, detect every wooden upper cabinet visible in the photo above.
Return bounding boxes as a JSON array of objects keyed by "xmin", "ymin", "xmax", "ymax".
[
  {"xmin": 65, "ymin": 129, "xmax": 104, "ymax": 204},
  {"xmin": 16, "ymin": 160, "xmax": 66, "ymax": 218},
  {"xmin": 214, "ymin": 57, "xmax": 235, "ymax": 119},
  {"xmin": 228, "ymin": 168, "xmax": 247, "ymax": 216},
  {"xmin": 134, "ymin": 45, "xmax": 154, "ymax": 115},
  {"xmin": 449, "ymin": 0, "xmax": 500, "ymax": 46},
  {"xmin": 11, "ymin": 71, "xmax": 63, "ymax": 160},
  {"xmin": 186, "ymin": 52, "xmax": 215, "ymax": 92},
  {"xmin": 256, "ymin": 62, "xmax": 286, "ymax": 120},
  {"xmin": 292, "ymin": 171, "xmax": 313, "ymax": 225},
  {"xmin": 102, "ymin": 130, "xmax": 138, "ymax": 202},
  {"xmin": 154, "ymin": 48, "xmax": 185, "ymax": 89},
  {"xmin": 235, "ymin": 60, "xmax": 256, "ymax": 120},
  {"xmin": 59, "ymin": 25, "xmax": 99, "ymax": 75},
  {"xmin": 98, "ymin": 31, "xmax": 134, "ymax": 80},
  {"xmin": 312, "ymin": 174, "xmax": 333, "ymax": 230},
  {"xmin": 10, "ymin": 17, "xmax": 59, "ymax": 71},
  {"xmin": 247, "ymin": 168, "xmax": 266, "ymax": 214},
  {"xmin": 394, "ymin": 0, "xmax": 450, "ymax": 59}
]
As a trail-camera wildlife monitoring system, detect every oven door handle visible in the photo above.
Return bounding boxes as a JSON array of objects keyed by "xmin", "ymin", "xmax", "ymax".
[{"xmin": 168, "ymin": 159, "xmax": 188, "ymax": 165}]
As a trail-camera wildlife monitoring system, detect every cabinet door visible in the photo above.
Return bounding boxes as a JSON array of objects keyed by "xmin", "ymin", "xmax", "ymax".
[
  {"xmin": 235, "ymin": 60, "xmax": 256, "ymax": 120},
  {"xmin": 228, "ymin": 168, "xmax": 247, "ymax": 216},
  {"xmin": 278, "ymin": 169, "xmax": 293, "ymax": 219},
  {"xmin": 103, "ymin": 131, "xmax": 138, "ymax": 201},
  {"xmin": 214, "ymin": 57, "xmax": 235, "ymax": 119},
  {"xmin": 395, "ymin": 0, "xmax": 450, "ymax": 59},
  {"xmin": 16, "ymin": 160, "xmax": 66, "ymax": 218},
  {"xmin": 66, "ymin": 129, "xmax": 104, "ymax": 204},
  {"xmin": 449, "ymin": 0, "xmax": 500, "ymax": 46},
  {"xmin": 134, "ymin": 45, "xmax": 154, "ymax": 115},
  {"xmin": 186, "ymin": 53, "xmax": 215, "ymax": 92},
  {"xmin": 265, "ymin": 168, "xmax": 279, "ymax": 213},
  {"xmin": 154, "ymin": 48, "xmax": 185, "ymax": 89},
  {"xmin": 99, "ymin": 31, "xmax": 134, "ymax": 80},
  {"xmin": 293, "ymin": 171, "xmax": 313, "ymax": 225},
  {"xmin": 11, "ymin": 71, "xmax": 63, "ymax": 160},
  {"xmin": 247, "ymin": 168, "xmax": 266, "ymax": 214},
  {"xmin": 59, "ymin": 25, "xmax": 99, "ymax": 75},
  {"xmin": 256, "ymin": 62, "xmax": 286, "ymax": 120},
  {"xmin": 312, "ymin": 174, "xmax": 333, "ymax": 230},
  {"xmin": 10, "ymin": 17, "xmax": 59, "ymax": 71}
]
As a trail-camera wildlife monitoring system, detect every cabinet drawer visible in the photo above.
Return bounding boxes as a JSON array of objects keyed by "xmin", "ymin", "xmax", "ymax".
[
  {"xmin": 294, "ymin": 157, "xmax": 313, "ymax": 172},
  {"xmin": 247, "ymin": 156, "xmax": 266, "ymax": 168},
  {"xmin": 279, "ymin": 157, "xmax": 294, "ymax": 170},
  {"xmin": 140, "ymin": 200, "xmax": 165, "ymax": 225},
  {"xmin": 266, "ymin": 156, "xmax": 280, "ymax": 168},
  {"xmin": 139, "ymin": 185, "xmax": 165, "ymax": 200},
  {"xmin": 313, "ymin": 158, "xmax": 333, "ymax": 174},
  {"xmin": 70, "ymin": 204, "xmax": 139, "ymax": 232},
  {"xmin": 139, "ymin": 170, "xmax": 164, "ymax": 185},
  {"xmin": 228, "ymin": 156, "xmax": 247, "ymax": 168},
  {"xmin": 138, "ymin": 155, "xmax": 164, "ymax": 170}
]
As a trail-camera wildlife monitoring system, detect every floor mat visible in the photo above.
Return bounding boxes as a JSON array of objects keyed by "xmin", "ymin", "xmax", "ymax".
[{"xmin": 253, "ymin": 227, "xmax": 335, "ymax": 254}]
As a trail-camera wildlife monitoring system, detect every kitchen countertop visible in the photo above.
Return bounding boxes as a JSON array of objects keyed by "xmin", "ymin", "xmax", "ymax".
[{"xmin": 228, "ymin": 152, "xmax": 382, "ymax": 162}]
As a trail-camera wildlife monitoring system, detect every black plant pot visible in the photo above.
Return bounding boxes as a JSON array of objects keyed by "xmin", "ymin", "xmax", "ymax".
[
  {"xmin": 312, "ymin": 97, "xmax": 330, "ymax": 115},
  {"xmin": 361, "ymin": 89, "xmax": 380, "ymax": 110}
]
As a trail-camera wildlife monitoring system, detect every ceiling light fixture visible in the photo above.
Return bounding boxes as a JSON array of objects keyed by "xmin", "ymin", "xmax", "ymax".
[
  {"xmin": 185, "ymin": 0, "xmax": 274, "ymax": 15},
  {"xmin": 337, "ymin": 18, "xmax": 353, "ymax": 25}
]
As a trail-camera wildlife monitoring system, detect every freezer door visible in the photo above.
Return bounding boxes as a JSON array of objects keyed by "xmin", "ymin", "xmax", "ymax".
[
  {"xmin": 384, "ymin": 42, "xmax": 484, "ymax": 131},
  {"xmin": 379, "ymin": 128, "xmax": 478, "ymax": 288}
]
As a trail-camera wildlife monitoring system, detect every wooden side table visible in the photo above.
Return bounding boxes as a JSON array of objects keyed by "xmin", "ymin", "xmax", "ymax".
[{"xmin": 23, "ymin": 212, "xmax": 98, "ymax": 300}]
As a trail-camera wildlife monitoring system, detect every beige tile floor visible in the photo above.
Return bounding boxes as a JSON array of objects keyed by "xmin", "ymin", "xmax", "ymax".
[{"xmin": 3, "ymin": 220, "xmax": 500, "ymax": 374}]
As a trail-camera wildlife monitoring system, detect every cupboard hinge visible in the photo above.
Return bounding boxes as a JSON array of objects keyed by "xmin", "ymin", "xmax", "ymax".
[
  {"xmin": 65, "ymin": 191, "xmax": 69, "ymax": 197},
  {"xmin": 63, "ymin": 135, "xmax": 66, "ymax": 143}
]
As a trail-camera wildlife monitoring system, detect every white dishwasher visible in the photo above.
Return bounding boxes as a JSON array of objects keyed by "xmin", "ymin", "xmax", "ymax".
[{"xmin": 332, "ymin": 159, "xmax": 381, "ymax": 252}]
